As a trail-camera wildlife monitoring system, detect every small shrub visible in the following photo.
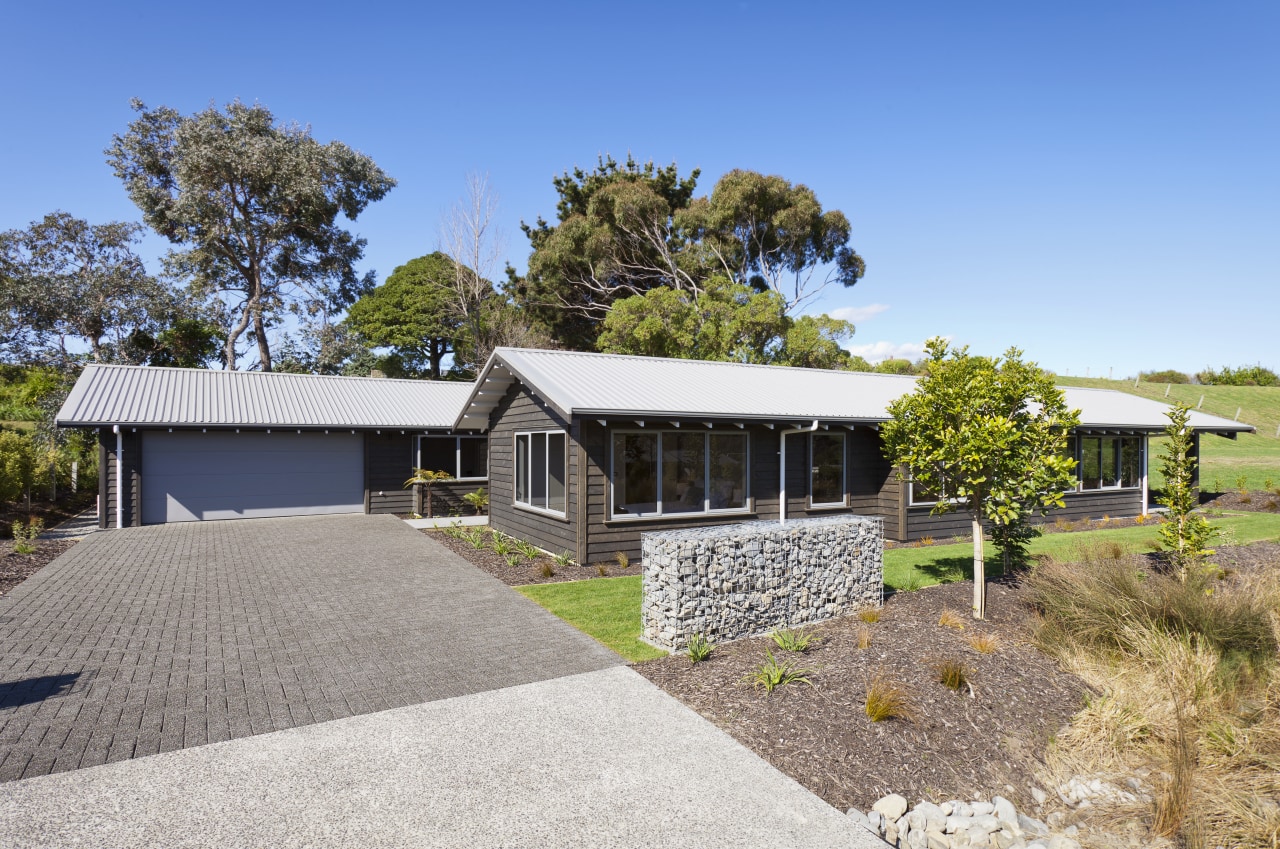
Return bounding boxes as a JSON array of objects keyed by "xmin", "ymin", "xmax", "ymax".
[
  {"xmin": 440, "ymin": 522, "xmax": 466, "ymax": 540},
  {"xmin": 514, "ymin": 539, "xmax": 542, "ymax": 561},
  {"xmin": 686, "ymin": 634, "xmax": 714, "ymax": 664},
  {"xmin": 614, "ymin": 551, "xmax": 630, "ymax": 569},
  {"xmin": 857, "ymin": 608, "xmax": 881, "ymax": 624},
  {"xmin": 1099, "ymin": 514, "xmax": 1111, "ymax": 525},
  {"xmin": 771, "ymin": 628, "xmax": 814, "ymax": 653},
  {"xmin": 552, "ymin": 551, "xmax": 575, "ymax": 569},
  {"xmin": 864, "ymin": 674, "xmax": 915, "ymax": 721},
  {"xmin": 539, "ymin": 561, "xmax": 555, "ymax": 578},
  {"xmin": 503, "ymin": 551, "xmax": 521, "ymax": 567},
  {"xmin": 919, "ymin": 536, "xmax": 935, "ymax": 547},
  {"xmin": 855, "ymin": 625, "xmax": 873, "ymax": 649},
  {"xmin": 1140, "ymin": 369, "xmax": 1191, "ymax": 384},
  {"xmin": 938, "ymin": 608, "xmax": 966, "ymax": 630},
  {"xmin": 462, "ymin": 527, "xmax": 488, "ymax": 549},
  {"xmin": 1264, "ymin": 478, "xmax": 1275, "ymax": 491},
  {"xmin": 11, "ymin": 519, "xmax": 42, "ymax": 555},
  {"xmin": 461, "ymin": 487, "xmax": 489, "ymax": 515},
  {"xmin": 1240, "ymin": 493, "xmax": 1253, "ymax": 504},
  {"xmin": 1212, "ymin": 477, "xmax": 1224, "ymax": 493},
  {"xmin": 490, "ymin": 535, "xmax": 516, "ymax": 557},
  {"xmin": 966, "ymin": 632, "xmax": 1002, "ymax": 654},
  {"xmin": 1235, "ymin": 475, "xmax": 1249, "ymax": 493},
  {"xmin": 902, "ymin": 574, "xmax": 925, "ymax": 592},
  {"xmin": 933, "ymin": 657, "xmax": 972, "ymax": 692},
  {"xmin": 1134, "ymin": 513, "xmax": 1148, "ymax": 525},
  {"xmin": 744, "ymin": 651, "xmax": 814, "ymax": 694}
]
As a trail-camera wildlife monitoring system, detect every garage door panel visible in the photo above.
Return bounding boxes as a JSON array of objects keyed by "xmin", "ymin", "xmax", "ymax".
[{"xmin": 142, "ymin": 431, "xmax": 364, "ymax": 523}]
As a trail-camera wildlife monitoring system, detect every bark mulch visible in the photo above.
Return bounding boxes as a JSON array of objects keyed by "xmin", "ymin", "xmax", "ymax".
[
  {"xmin": 1202, "ymin": 489, "xmax": 1280, "ymax": 513},
  {"xmin": 423, "ymin": 529, "xmax": 633, "ymax": 586},
  {"xmin": 0, "ymin": 539, "xmax": 77, "ymax": 597},
  {"xmin": 635, "ymin": 578, "xmax": 1086, "ymax": 815},
  {"xmin": 0, "ymin": 491, "xmax": 96, "ymax": 539}
]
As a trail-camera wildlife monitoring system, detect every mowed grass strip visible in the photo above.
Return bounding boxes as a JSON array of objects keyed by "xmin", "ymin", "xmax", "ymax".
[
  {"xmin": 517, "ymin": 575, "xmax": 666, "ymax": 662},
  {"xmin": 517, "ymin": 514, "xmax": 1280, "ymax": 659},
  {"xmin": 885, "ymin": 511, "xmax": 1280, "ymax": 591}
]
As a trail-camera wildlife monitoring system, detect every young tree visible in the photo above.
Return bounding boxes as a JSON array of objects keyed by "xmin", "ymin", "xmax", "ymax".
[
  {"xmin": 106, "ymin": 99, "xmax": 396, "ymax": 371},
  {"xmin": 1156, "ymin": 403, "xmax": 1218, "ymax": 579},
  {"xmin": 1, "ymin": 212, "xmax": 172, "ymax": 365},
  {"xmin": 881, "ymin": 338, "xmax": 1080, "ymax": 619},
  {"xmin": 344, "ymin": 253, "xmax": 462, "ymax": 378}
]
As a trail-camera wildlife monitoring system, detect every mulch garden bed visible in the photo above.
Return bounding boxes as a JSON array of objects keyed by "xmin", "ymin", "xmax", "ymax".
[
  {"xmin": 1202, "ymin": 489, "xmax": 1280, "ymax": 513},
  {"xmin": 0, "ymin": 539, "xmax": 77, "ymax": 597},
  {"xmin": 0, "ymin": 491, "xmax": 96, "ymax": 539},
  {"xmin": 423, "ymin": 529, "xmax": 634, "ymax": 585},
  {"xmin": 635, "ymin": 578, "xmax": 1086, "ymax": 815}
]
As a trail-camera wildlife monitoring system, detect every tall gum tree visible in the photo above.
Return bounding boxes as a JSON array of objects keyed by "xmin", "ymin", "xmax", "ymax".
[
  {"xmin": 106, "ymin": 99, "xmax": 395, "ymax": 370},
  {"xmin": 881, "ymin": 338, "xmax": 1080, "ymax": 619}
]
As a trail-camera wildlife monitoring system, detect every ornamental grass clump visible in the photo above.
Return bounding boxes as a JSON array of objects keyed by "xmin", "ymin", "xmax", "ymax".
[
  {"xmin": 744, "ymin": 651, "xmax": 814, "ymax": 694},
  {"xmin": 770, "ymin": 628, "xmax": 815, "ymax": 653},
  {"xmin": 933, "ymin": 657, "xmax": 972, "ymax": 692},
  {"xmin": 863, "ymin": 673, "xmax": 915, "ymax": 722},
  {"xmin": 686, "ymin": 634, "xmax": 714, "ymax": 664}
]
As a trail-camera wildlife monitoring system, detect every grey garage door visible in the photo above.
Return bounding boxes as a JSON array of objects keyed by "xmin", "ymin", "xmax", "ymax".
[{"xmin": 141, "ymin": 431, "xmax": 364, "ymax": 523}]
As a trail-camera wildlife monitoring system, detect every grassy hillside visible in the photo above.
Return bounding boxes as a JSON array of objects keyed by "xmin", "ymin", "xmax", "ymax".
[{"xmin": 1055, "ymin": 376, "xmax": 1280, "ymax": 491}]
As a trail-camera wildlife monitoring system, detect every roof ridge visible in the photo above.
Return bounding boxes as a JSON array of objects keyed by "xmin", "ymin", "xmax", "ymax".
[
  {"xmin": 82, "ymin": 363, "xmax": 473, "ymax": 388},
  {"xmin": 499, "ymin": 347, "xmax": 920, "ymax": 380}
]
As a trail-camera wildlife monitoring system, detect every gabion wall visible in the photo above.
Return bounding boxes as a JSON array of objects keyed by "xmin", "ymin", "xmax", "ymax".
[{"xmin": 641, "ymin": 515, "xmax": 884, "ymax": 652}]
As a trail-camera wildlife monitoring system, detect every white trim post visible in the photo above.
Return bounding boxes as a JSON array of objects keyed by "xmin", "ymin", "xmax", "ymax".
[{"xmin": 113, "ymin": 425, "xmax": 123, "ymax": 529}]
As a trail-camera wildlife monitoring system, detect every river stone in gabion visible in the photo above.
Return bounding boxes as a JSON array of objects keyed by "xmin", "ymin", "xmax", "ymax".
[{"xmin": 641, "ymin": 515, "xmax": 883, "ymax": 651}]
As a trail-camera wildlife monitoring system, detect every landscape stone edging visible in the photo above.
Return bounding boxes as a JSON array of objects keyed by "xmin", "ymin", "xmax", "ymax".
[
  {"xmin": 640, "ymin": 515, "xmax": 883, "ymax": 651},
  {"xmin": 850, "ymin": 792, "xmax": 1083, "ymax": 849}
]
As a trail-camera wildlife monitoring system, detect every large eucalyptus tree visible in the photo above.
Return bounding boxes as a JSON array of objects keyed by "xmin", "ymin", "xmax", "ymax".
[{"xmin": 106, "ymin": 99, "xmax": 396, "ymax": 370}]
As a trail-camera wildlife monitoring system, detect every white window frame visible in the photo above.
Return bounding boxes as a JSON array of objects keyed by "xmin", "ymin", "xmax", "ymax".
[
  {"xmin": 514, "ymin": 430, "xmax": 568, "ymax": 518},
  {"xmin": 609, "ymin": 429, "xmax": 751, "ymax": 520},
  {"xmin": 417, "ymin": 435, "xmax": 488, "ymax": 481},
  {"xmin": 1076, "ymin": 434, "xmax": 1145, "ymax": 492},
  {"xmin": 907, "ymin": 466, "xmax": 961, "ymax": 507},
  {"xmin": 809, "ymin": 432, "xmax": 847, "ymax": 508}
]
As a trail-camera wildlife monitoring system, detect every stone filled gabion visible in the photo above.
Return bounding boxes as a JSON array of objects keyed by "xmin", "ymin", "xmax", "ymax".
[{"xmin": 641, "ymin": 515, "xmax": 883, "ymax": 651}]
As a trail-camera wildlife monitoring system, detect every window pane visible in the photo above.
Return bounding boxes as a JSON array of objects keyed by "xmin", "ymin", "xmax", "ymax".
[
  {"xmin": 547, "ymin": 433, "xmax": 566, "ymax": 513},
  {"xmin": 911, "ymin": 474, "xmax": 943, "ymax": 504},
  {"xmin": 1081, "ymin": 437, "xmax": 1101, "ymax": 490},
  {"xmin": 811, "ymin": 433, "xmax": 845, "ymax": 504},
  {"xmin": 613, "ymin": 433, "xmax": 658, "ymax": 516},
  {"xmin": 421, "ymin": 437, "xmax": 456, "ymax": 477},
  {"xmin": 1101, "ymin": 438, "xmax": 1118, "ymax": 487},
  {"xmin": 515, "ymin": 435, "xmax": 528, "ymax": 504},
  {"xmin": 662, "ymin": 432, "xmax": 707, "ymax": 514},
  {"xmin": 458, "ymin": 437, "xmax": 487, "ymax": 479},
  {"xmin": 708, "ymin": 434, "xmax": 747, "ymax": 510},
  {"xmin": 1121, "ymin": 438, "xmax": 1142, "ymax": 488},
  {"xmin": 531, "ymin": 433, "xmax": 548, "ymax": 508}
]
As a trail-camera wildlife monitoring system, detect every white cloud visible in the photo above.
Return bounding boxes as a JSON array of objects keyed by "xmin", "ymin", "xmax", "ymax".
[
  {"xmin": 827, "ymin": 303, "xmax": 890, "ymax": 324},
  {"xmin": 844, "ymin": 340, "xmax": 929, "ymax": 364}
]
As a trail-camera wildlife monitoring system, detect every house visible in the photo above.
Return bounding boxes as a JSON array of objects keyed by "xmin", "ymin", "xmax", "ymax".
[
  {"xmin": 55, "ymin": 365, "xmax": 485, "ymax": 528},
  {"xmin": 453, "ymin": 348, "xmax": 1254, "ymax": 564}
]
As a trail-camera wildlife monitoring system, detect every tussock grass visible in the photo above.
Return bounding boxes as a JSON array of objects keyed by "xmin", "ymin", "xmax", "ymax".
[
  {"xmin": 864, "ymin": 673, "xmax": 915, "ymax": 722},
  {"xmin": 938, "ymin": 608, "xmax": 966, "ymax": 630},
  {"xmin": 1028, "ymin": 549, "xmax": 1280, "ymax": 847},
  {"xmin": 857, "ymin": 607, "xmax": 882, "ymax": 624},
  {"xmin": 933, "ymin": 657, "xmax": 971, "ymax": 692},
  {"xmin": 855, "ymin": 625, "xmax": 873, "ymax": 650},
  {"xmin": 966, "ymin": 632, "xmax": 1002, "ymax": 654}
]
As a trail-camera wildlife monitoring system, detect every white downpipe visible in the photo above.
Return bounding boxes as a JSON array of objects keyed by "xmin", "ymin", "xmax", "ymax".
[
  {"xmin": 779, "ymin": 420, "xmax": 820, "ymax": 525},
  {"xmin": 113, "ymin": 425, "xmax": 123, "ymax": 529},
  {"xmin": 1141, "ymin": 434, "xmax": 1149, "ymax": 517}
]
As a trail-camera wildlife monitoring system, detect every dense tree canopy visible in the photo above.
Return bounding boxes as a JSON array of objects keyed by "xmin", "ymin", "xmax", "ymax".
[
  {"xmin": 511, "ymin": 155, "xmax": 865, "ymax": 351},
  {"xmin": 344, "ymin": 253, "xmax": 462, "ymax": 379},
  {"xmin": 0, "ymin": 212, "xmax": 172, "ymax": 366},
  {"xmin": 106, "ymin": 99, "xmax": 396, "ymax": 371},
  {"xmin": 881, "ymin": 338, "xmax": 1079, "ymax": 619}
]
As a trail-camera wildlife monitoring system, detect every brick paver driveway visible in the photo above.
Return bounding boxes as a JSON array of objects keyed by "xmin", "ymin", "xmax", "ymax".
[{"xmin": 0, "ymin": 515, "xmax": 621, "ymax": 782}]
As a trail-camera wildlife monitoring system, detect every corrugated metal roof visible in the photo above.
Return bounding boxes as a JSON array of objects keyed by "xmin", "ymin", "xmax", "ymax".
[
  {"xmin": 457, "ymin": 348, "xmax": 1255, "ymax": 434},
  {"xmin": 56, "ymin": 365, "xmax": 476, "ymax": 430}
]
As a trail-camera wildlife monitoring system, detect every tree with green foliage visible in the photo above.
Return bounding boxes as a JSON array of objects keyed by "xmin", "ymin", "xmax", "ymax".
[
  {"xmin": 873, "ymin": 358, "xmax": 918, "ymax": 375},
  {"xmin": 1, "ymin": 212, "xmax": 173, "ymax": 365},
  {"xmin": 1157, "ymin": 403, "xmax": 1218, "ymax": 579},
  {"xmin": 881, "ymin": 338, "xmax": 1080, "ymax": 619},
  {"xmin": 0, "ymin": 430, "xmax": 36, "ymax": 504},
  {"xmin": 1195, "ymin": 364, "xmax": 1277, "ymax": 387},
  {"xmin": 512, "ymin": 155, "xmax": 865, "ymax": 350},
  {"xmin": 107, "ymin": 99, "xmax": 396, "ymax": 371},
  {"xmin": 344, "ymin": 253, "xmax": 462, "ymax": 378},
  {"xmin": 597, "ymin": 279, "xmax": 856, "ymax": 368}
]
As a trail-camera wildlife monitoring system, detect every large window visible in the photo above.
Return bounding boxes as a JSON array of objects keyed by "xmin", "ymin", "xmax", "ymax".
[
  {"xmin": 612, "ymin": 431, "xmax": 748, "ymax": 518},
  {"xmin": 810, "ymin": 433, "xmax": 846, "ymax": 506},
  {"xmin": 909, "ymin": 471, "xmax": 948, "ymax": 505},
  {"xmin": 1078, "ymin": 436, "xmax": 1142, "ymax": 490},
  {"xmin": 514, "ymin": 431, "xmax": 567, "ymax": 515},
  {"xmin": 419, "ymin": 435, "xmax": 488, "ymax": 480}
]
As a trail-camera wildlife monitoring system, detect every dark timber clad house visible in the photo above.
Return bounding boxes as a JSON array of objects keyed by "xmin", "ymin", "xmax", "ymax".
[
  {"xmin": 55, "ymin": 365, "xmax": 485, "ymax": 528},
  {"xmin": 454, "ymin": 349, "xmax": 1254, "ymax": 564},
  {"xmin": 58, "ymin": 351, "xmax": 1253, "ymax": 549}
]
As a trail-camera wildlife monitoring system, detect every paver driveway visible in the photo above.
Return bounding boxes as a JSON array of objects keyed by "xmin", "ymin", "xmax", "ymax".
[{"xmin": 0, "ymin": 514, "xmax": 621, "ymax": 782}]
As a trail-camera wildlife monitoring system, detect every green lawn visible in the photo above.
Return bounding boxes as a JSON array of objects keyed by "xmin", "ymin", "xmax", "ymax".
[
  {"xmin": 517, "ymin": 575, "xmax": 666, "ymax": 662},
  {"xmin": 884, "ymin": 511, "xmax": 1280, "ymax": 590},
  {"xmin": 519, "ymin": 513, "xmax": 1280, "ymax": 660},
  {"xmin": 1055, "ymin": 377, "xmax": 1280, "ymax": 491}
]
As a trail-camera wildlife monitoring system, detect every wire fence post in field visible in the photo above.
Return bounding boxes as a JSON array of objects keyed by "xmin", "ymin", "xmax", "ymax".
[
  {"xmin": 1198, "ymin": 395, "xmax": 1204, "ymax": 409},
  {"xmin": 1165, "ymin": 384, "xmax": 1171, "ymax": 397}
]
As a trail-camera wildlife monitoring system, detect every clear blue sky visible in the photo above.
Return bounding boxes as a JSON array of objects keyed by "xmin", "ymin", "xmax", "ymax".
[{"xmin": 3, "ymin": 1, "xmax": 1275, "ymax": 377}]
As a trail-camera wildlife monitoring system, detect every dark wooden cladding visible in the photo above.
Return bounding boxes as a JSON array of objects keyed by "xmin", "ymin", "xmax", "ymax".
[
  {"xmin": 903, "ymin": 489, "xmax": 1147, "ymax": 541},
  {"xmin": 486, "ymin": 385, "xmax": 578, "ymax": 557},
  {"xmin": 366, "ymin": 432, "xmax": 488, "ymax": 517},
  {"xmin": 98, "ymin": 427, "xmax": 141, "ymax": 528}
]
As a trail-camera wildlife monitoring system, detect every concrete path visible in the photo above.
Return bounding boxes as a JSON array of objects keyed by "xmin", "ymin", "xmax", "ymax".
[
  {"xmin": 36, "ymin": 508, "xmax": 98, "ymax": 541},
  {"xmin": 0, "ymin": 515, "xmax": 620, "ymax": 782},
  {"xmin": 404, "ymin": 515, "xmax": 489, "ymax": 529},
  {"xmin": 0, "ymin": 666, "xmax": 881, "ymax": 849}
]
